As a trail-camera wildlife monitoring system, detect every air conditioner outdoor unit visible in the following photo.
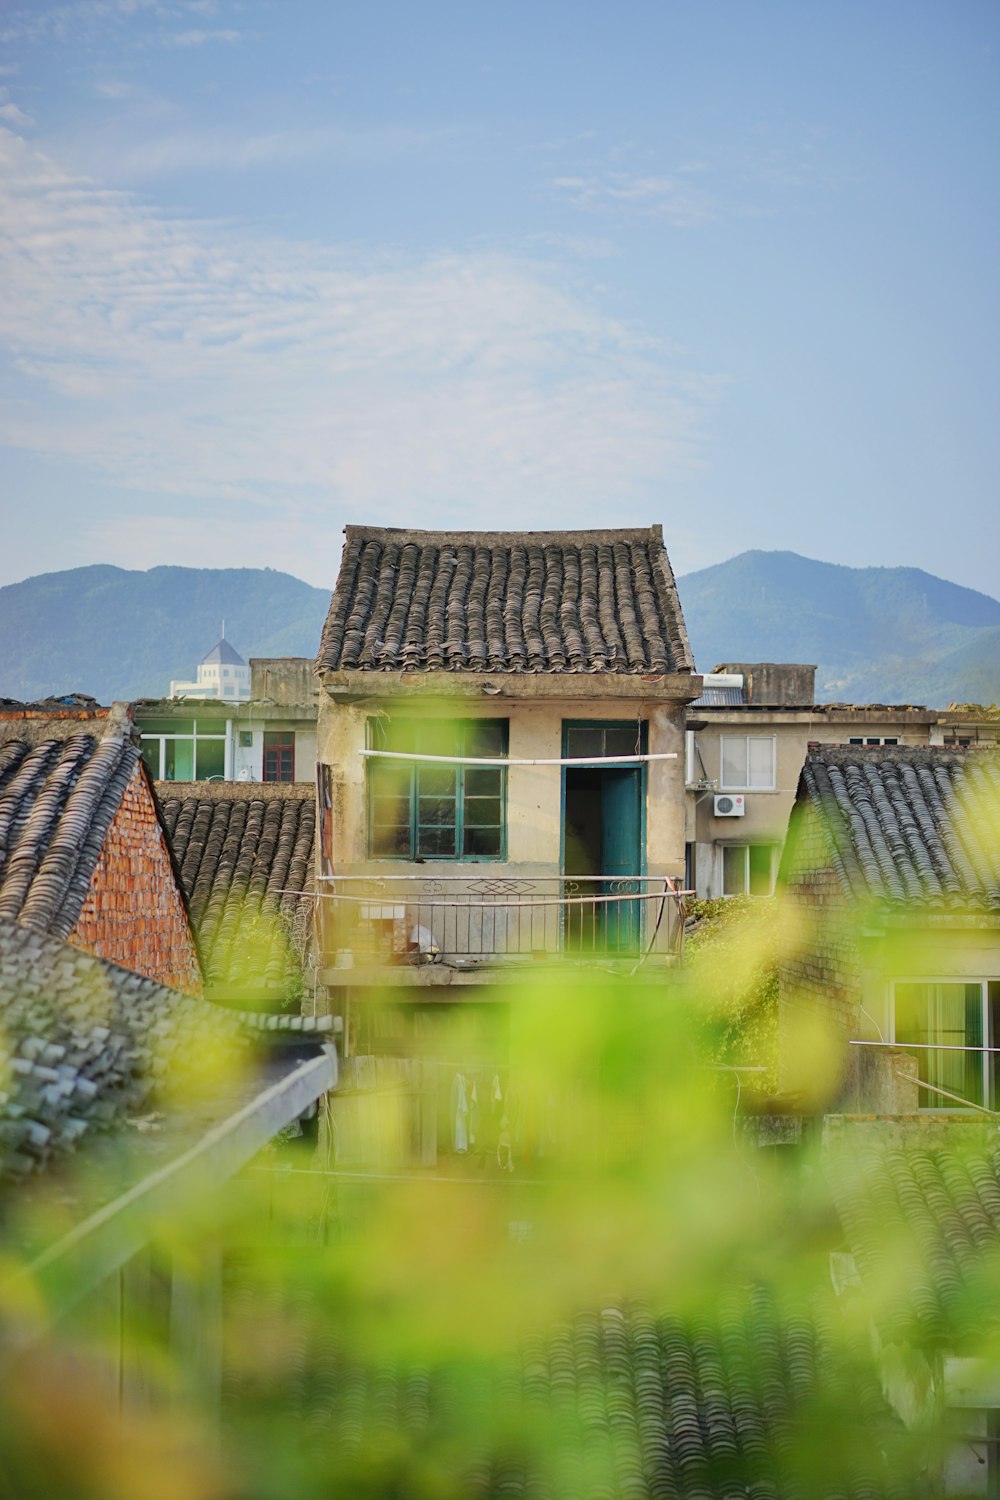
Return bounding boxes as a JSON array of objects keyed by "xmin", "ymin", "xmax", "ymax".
[{"xmin": 714, "ymin": 794, "xmax": 745, "ymax": 817}]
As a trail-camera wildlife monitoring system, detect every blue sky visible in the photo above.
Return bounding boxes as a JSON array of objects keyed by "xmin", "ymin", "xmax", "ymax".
[{"xmin": 1, "ymin": 0, "xmax": 998, "ymax": 594}]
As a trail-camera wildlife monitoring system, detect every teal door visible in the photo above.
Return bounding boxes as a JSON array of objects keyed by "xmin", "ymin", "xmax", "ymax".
[
  {"xmin": 562, "ymin": 722, "xmax": 645, "ymax": 952},
  {"xmin": 601, "ymin": 768, "xmax": 642, "ymax": 950}
]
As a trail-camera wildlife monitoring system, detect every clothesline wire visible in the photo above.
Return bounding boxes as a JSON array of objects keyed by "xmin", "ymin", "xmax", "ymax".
[{"xmin": 359, "ymin": 750, "xmax": 678, "ymax": 767}]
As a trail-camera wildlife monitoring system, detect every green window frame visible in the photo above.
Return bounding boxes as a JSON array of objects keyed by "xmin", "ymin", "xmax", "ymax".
[{"xmin": 367, "ymin": 718, "xmax": 508, "ymax": 861}]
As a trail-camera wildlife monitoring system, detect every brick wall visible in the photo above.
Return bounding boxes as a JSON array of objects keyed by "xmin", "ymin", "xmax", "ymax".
[{"xmin": 70, "ymin": 767, "xmax": 202, "ymax": 994}]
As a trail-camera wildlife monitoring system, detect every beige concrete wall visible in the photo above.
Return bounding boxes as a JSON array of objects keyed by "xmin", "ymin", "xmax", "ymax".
[
  {"xmin": 687, "ymin": 710, "xmax": 938, "ymax": 898},
  {"xmin": 317, "ymin": 695, "xmax": 688, "ymax": 880}
]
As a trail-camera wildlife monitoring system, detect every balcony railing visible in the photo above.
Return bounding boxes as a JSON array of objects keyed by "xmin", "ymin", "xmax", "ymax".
[{"xmin": 317, "ymin": 874, "xmax": 688, "ymax": 967}]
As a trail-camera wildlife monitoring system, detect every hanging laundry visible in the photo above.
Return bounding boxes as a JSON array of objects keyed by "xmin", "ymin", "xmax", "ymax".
[{"xmin": 451, "ymin": 1071, "xmax": 469, "ymax": 1154}]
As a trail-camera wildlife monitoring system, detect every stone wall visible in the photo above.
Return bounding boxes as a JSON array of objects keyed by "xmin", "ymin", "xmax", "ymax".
[{"xmin": 70, "ymin": 766, "xmax": 202, "ymax": 993}]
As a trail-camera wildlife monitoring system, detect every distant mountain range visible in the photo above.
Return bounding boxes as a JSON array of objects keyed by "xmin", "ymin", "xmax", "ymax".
[
  {"xmin": 0, "ymin": 552, "xmax": 997, "ymax": 707},
  {"xmin": 0, "ymin": 565, "xmax": 330, "ymax": 702},
  {"xmin": 678, "ymin": 551, "xmax": 1000, "ymax": 706}
]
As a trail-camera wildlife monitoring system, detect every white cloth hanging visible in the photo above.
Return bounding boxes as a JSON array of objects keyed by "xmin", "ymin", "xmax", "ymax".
[{"xmin": 451, "ymin": 1072, "xmax": 469, "ymax": 1154}]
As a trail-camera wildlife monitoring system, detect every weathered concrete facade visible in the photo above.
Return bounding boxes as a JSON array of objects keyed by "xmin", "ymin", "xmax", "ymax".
[{"xmin": 317, "ymin": 678, "xmax": 690, "ymax": 882}]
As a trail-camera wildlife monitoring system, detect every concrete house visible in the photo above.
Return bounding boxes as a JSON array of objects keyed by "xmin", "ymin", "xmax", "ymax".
[
  {"xmin": 778, "ymin": 743, "xmax": 1000, "ymax": 1113},
  {"xmin": 138, "ymin": 656, "xmax": 318, "ymax": 783},
  {"xmin": 313, "ymin": 525, "xmax": 701, "ymax": 996},
  {"xmin": 683, "ymin": 665, "xmax": 996, "ymax": 901},
  {"xmin": 0, "ymin": 701, "xmax": 201, "ymax": 993}
]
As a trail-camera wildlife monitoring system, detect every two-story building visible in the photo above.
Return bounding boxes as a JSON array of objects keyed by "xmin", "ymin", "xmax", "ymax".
[
  {"xmin": 684, "ymin": 664, "xmax": 996, "ymax": 900},
  {"xmin": 313, "ymin": 525, "xmax": 701, "ymax": 1007}
]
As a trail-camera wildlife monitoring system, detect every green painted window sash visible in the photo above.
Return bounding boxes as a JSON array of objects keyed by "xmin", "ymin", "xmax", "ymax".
[{"xmin": 367, "ymin": 719, "xmax": 508, "ymax": 862}]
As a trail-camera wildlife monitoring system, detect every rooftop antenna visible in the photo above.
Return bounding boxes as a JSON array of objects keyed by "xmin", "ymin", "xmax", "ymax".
[{"xmin": 221, "ymin": 618, "xmax": 225, "ymax": 640}]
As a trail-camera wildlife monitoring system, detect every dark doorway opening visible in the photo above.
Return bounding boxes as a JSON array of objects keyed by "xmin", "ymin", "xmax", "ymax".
[{"xmin": 562, "ymin": 721, "xmax": 645, "ymax": 952}]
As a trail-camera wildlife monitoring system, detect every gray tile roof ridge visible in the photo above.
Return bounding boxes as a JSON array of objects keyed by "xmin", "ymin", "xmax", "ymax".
[
  {"xmin": 0, "ymin": 917, "xmax": 332, "ymax": 1183},
  {"xmin": 797, "ymin": 744, "xmax": 1000, "ymax": 911},
  {"xmin": 159, "ymin": 790, "xmax": 315, "ymax": 995},
  {"xmin": 0, "ymin": 717, "xmax": 141, "ymax": 939},
  {"xmin": 319, "ymin": 522, "xmax": 695, "ymax": 676},
  {"xmin": 827, "ymin": 1126, "xmax": 1000, "ymax": 1348},
  {"xmin": 341, "ymin": 522, "xmax": 668, "ymax": 546}
]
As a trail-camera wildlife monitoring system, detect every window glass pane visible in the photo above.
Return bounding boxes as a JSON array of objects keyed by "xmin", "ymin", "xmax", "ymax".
[
  {"xmin": 418, "ymin": 767, "xmax": 456, "ymax": 798},
  {"xmin": 895, "ymin": 981, "xmax": 985, "ymax": 1107},
  {"xmin": 140, "ymin": 740, "xmax": 162, "ymax": 778},
  {"xmin": 415, "ymin": 720, "xmax": 460, "ymax": 757},
  {"xmin": 372, "ymin": 824, "xmax": 410, "ymax": 857},
  {"xmin": 377, "ymin": 718, "xmax": 417, "ymax": 752},
  {"xmin": 417, "ymin": 824, "xmax": 457, "ymax": 857},
  {"xmin": 373, "ymin": 794, "xmax": 410, "ymax": 827},
  {"xmin": 747, "ymin": 738, "xmax": 774, "ymax": 788},
  {"xmin": 466, "ymin": 720, "xmax": 505, "ymax": 757},
  {"xmin": 417, "ymin": 797, "xmax": 456, "ymax": 826},
  {"xmin": 722, "ymin": 845, "xmax": 747, "ymax": 896},
  {"xmin": 466, "ymin": 767, "xmax": 502, "ymax": 797},
  {"xmin": 604, "ymin": 727, "xmax": 639, "ymax": 758},
  {"xmin": 566, "ymin": 728, "xmax": 603, "ymax": 759},
  {"xmin": 371, "ymin": 763, "xmax": 410, "ymax": 801},
  {"xmin": 140, "ymin": 718, "xmax": 196, "ymax": 736},
  {"xmin": 464, "ymin": 825, "xmax": 502, "ymax": 857},
  {"xmin": 721, "ymin": 738, "xmax": 747, "ymax": 788},
  {"xmin": 195, "ymin": 738, "xmax": 225, "ymax": 780},
  {"xmin": 748, "ymin": 844, "xmax": 773, "ymax": 895},
  {"xmin": 164, "ymin": 738, "xmax": 194, "ymax": 781},
  {"xmin": 464, "ymin": 796, "xmax": 502, "ymax": 827}
]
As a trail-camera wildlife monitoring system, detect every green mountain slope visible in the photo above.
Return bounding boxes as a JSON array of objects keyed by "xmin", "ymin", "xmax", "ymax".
[
  {"xmin": 3, "ymin": 552, "xmax": 997, "ymax": 708},
  {"xmin": 677, "ymin": 551, "xmax": 1000, "ymax": 705},
  {"xmin": 0, "ymin": 565, "xmax": 331, "ymax": 702}
]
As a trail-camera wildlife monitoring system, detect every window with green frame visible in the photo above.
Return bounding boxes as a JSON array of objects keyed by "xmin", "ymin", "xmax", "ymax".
[
  {"xmin": 368, "ymin": 718, "xmax": 508, "ymax": 860},
  {"xmin": 893, "ymin": 980, "xmax": 999, "ymax": 1109}
]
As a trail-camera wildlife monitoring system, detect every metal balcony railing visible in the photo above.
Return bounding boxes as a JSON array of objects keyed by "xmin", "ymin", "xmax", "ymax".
[{"xmin": 317, "ymin": 874, "xmax": 687, "ymax": 966}]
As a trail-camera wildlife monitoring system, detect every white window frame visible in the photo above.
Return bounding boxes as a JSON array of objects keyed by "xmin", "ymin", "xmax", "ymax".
[
  {"xmin": 890, "ymin": 977, "xmax": 993, "ymax": 1111},
  {"xmin": 720, "ymin": 842, "xmax": 776, "ymax": 898},
  {"xmin": 848, "ymin": 736, "xmax": 899, "ymax": 747},
  {"xmin": 719, "ymin": 735, "xmax": 776, "ymax": 792},
  {"xmin": 140, "ymin": 718, "xmax": 230, "ymax": 781}
]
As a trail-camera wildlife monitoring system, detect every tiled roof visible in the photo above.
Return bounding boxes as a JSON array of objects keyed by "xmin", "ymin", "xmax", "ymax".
[
  {"xmin": 225, "ymin": 1289, "xmax": 906, "ymax": 1498},
  {"xmin": 317, "ymin": 525, "xmax": 695, "ymax": 675},
  {"xmin": 792, "ymin": 745, "xmax": 1000, "ymax": 911},
  {"xmin": 0, "ymin": 916, "xmax": 243, "ymax": 1181},
  {"xmin": 0, "ymin": 726, "xmax": 139, "ymax": 939},
  {"xmin": 0, "ymin": 917, "xmax": 332, "ymax": 1183},
  {"xmin": 159, "ymin": 787, "xmax": 315, "ymax": 994},
  {"xmin": 829, "ymin": 1127, "xmax": 1000, "ymax": 1348}
]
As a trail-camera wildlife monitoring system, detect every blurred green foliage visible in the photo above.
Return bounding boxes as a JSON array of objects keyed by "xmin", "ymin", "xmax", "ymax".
[{"xmin": 0, "ymin": 950, "xmax": 992, "ymax": 1498}]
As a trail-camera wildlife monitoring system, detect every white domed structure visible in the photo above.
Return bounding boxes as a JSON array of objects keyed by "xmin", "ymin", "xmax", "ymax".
[{"xmin": 170, "ymin": 634, "xmax": 251, "ymax": 701}]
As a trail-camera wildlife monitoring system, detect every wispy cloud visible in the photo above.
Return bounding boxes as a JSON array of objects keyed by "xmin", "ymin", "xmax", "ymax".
[
  {"xmin": 162, "ymin": 27, "xmax": 240, "ymax": 47},
  {"xmin": 58, "ymin": 118, "xmax": 459, "ymax": 181},
  {"xmin": 551, "ymin": 171, "xmax": 714, "ymax": 227},
  {"xmin": 0, "ymin": 128, "xmax": 723, "ymax": 580},
  {"xmin": 0, "ymin": 101, "xmax": 33, "ymax": 129}
]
